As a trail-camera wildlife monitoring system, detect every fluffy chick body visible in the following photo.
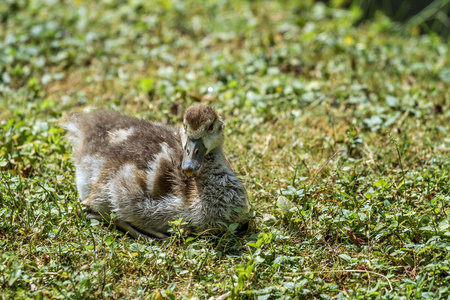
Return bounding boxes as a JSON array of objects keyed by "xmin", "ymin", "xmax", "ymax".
[{"xmin": 62, "ymin": 105, "xmax": 248, "ymax": 238}]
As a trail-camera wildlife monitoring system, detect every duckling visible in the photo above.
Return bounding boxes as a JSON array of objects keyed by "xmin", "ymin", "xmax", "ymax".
[{"xmin": 62, "ymin": 104, "xmax": 249, "ymax": 239}]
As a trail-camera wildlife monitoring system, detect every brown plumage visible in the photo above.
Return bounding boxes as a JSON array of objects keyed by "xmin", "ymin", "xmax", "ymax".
[
  {"xmin": 184, "ymin": 105, "xmax": 218, "ymax": 131},
  {"xmin": 62, "ymin": 104, "xmax": 249, "ymax": 239}
]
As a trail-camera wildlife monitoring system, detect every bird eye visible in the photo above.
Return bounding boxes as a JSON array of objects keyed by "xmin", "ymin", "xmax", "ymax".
[{"xmin": 208, "ymin": 123, "xmax": 214, "ymax": 131}]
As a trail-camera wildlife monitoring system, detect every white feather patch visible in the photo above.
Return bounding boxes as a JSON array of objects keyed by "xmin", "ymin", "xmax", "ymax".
[
  {"xmin": 107, "ymin": 127, "xmax": 134, "ymax": 144},
  {"xmin": 108, "ymin": 163, "xmax": 137, "ymax": 210},
  {"xmin": 75, "ymin": 155, "xmax": 105, "ymax": 200}
]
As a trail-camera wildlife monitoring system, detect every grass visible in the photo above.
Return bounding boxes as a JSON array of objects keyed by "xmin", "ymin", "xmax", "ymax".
[{"xmin": 1, "ymin": 0, "xmax": 449, "ymax": 299}]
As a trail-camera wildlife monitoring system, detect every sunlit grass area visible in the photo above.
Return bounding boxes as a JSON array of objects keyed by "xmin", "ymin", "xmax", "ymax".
[{"xmin": 1, "ymin": 0, "xmax": 449, "ymax": 298}]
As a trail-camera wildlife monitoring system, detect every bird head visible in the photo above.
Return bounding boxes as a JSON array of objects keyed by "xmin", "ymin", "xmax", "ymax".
[{"xmin": 180, "ymin": 104, "xmax": 225, "ymax": 176}]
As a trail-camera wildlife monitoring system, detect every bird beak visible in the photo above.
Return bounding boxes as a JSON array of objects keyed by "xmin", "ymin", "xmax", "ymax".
[{"xmin": 182, "ymin": 138, "xmax": 206, "ymax": 176}]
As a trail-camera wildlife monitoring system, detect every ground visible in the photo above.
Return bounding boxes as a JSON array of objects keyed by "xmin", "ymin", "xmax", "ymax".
[{"xmin": 0, "ymin": 0, "xmax": 449, "ymax": 299}]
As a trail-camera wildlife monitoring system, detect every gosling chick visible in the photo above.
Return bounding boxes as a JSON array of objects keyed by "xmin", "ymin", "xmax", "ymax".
[{"xmin": 62, "ymin": 104, "xmax": 249, "ymax": 239}]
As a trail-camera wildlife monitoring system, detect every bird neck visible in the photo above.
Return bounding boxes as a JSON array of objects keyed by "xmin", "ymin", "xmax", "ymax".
[
  {"xmin": 189, "ymin": 145, "xmax": 248, "ymax": 228},
  {"xmin": 201, "ymin": 147, "xmax": 229, "ymax": 172},
  {"xmin": 195, "ymin": 146, "xmax": 240, "ymax": 195}
]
